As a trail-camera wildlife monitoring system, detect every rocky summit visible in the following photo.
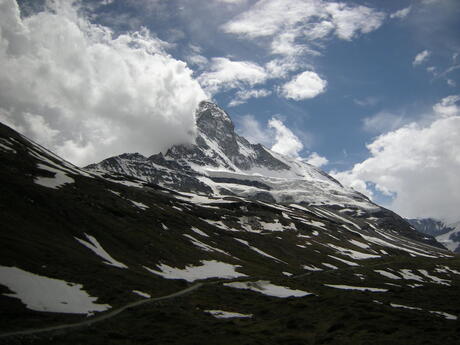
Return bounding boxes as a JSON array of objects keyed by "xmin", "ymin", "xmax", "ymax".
[{"xmin": 0, "ymin": 106, "xmax": 460, "ymax": 345}]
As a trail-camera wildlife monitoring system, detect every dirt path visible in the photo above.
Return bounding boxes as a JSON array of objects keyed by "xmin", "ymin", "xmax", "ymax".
[{"xmin": 0, "ymin": 282, "xmax": 203, "ymax": 339}]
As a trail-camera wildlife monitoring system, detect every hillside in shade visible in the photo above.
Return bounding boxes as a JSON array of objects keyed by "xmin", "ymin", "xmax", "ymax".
[{"xmin": 0, "ymin": 115, "xmax": 459, "ymax": 345}]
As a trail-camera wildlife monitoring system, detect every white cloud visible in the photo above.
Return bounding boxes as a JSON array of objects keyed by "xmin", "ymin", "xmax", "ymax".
[
  {"xmin": 433, "ymin": 95, "xmax": 460, "ymax": 117},
  {"xmin": 236, "ymin": 115, "xmax": 304, "ymax": 156},
  {"xmin": 265, "ymin": 57, "xmax": 305, "ymax": 78},
  {"xmin": 215, "ymin": 0, "xmax": 247, "ymax": 4},
  {"xmin": 235, "ymin": 114, "xmax": 272, "ymax": 146},
  {"xmin": 222, "ymin": 0, "xmax": 385, "ymax": 46},
  {"xmin": 390, "ymin": 6, "xmax": 412, "ymax": 19},
  {"xmin": 306, "ymin": 152, "xmax": 328, "ymax": 168},
  {"xmin": 332, "ymin": 95, "xmax": 460, "ymax": 223},
  {"xmin": 280, "ymin": 71, "xmax": 327, "ymax": 100},
  {"xmin": 228, "ymin": 88, "xmax": 271, "ymax": 107},
  {"xmin": 268, "ymin": 118, "xmax": 303, "ymax": 157},
  {"xmin": 413, "ymin": 50, "xmax": 431, "ymax": 66},
  {"xmin": 0, "ymin": 0, "xmax": 206, "ymax": 166},
  {"xmin": 198, "ymin": 57, "xmax": 268, "ymax": 95},
  {"xmin": 426, "ymin": 66, "xmax": 437, "ymax": 75},
  {"xmin": 362, "ymin": 111, "xmax": 407, "ymax": 134},
  {"xmin": 237, "ymin": 115, "xmax": 328, "ymax": 165},
  {"xmin": 217, "ymin": 0, "xmax": 384, "ymax": 98},
  {"xmin": 324, "ymin": 3, "xmax": 386, "ymax": 41},
  {"xmin": 447, "ymin": 79, "xmax": 456, "ymax": 87},
  {"xmin": 187, "ymin": 54, "xmax": 209, "ymax": 68}
]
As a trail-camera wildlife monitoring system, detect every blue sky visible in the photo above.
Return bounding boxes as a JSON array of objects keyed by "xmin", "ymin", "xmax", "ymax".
[
  {"xmin": 3, "ymin": 0, "xmax": 460, "ymax": 222},
  {"xmin": 87, "ymin": 0, "xmax": 459, "ymax": 170}
]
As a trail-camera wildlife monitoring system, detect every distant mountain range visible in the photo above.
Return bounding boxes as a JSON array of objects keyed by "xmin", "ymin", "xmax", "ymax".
[
  {"xmin": 0, "ymin": 102, "xmax": 459, "ymax": 344},
  {"xmin": 407, "ymin": 218, "xmax": 460, "ymax": 253}
]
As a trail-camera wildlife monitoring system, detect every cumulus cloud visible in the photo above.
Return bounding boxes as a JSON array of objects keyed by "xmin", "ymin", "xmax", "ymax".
[
  {"xmin": 211, "ymin": 0, "xmax": 385, "ymax": 101},
  {"xmin": 306, "ymin": 152, "xmax": 329, "ymax": 167},
  {"xmin": 198, "ymin": 57, "xmax": 268, "ymax": 95},
  {"xmin": 228, "ymin": 88, "xmax": 271, "ymax": 107},
  {"xmin": 235, "ymin": 114, "xmax": 273, "ymax": 146},
  {"xmin": 413, "ymin": 50, "xmax": 431, "ymax": 66},
  {"xmin": 265, "ymin": 57, "xmax": 306, "ymax": 78},
  {"xmin": 237, "ymin": 114, "xmax": 328, "ymax": 165},
  {"xmin": 268, "ymin": 118, "xmax": 303, "ymax": 157},
  {"xmin": 331, "ymin": 95, "xmax": 460, "ymax": 223},
  {"xmin": 0, "ymin": 0, "xmax": 206, "ymax": 166},
  {"xmin": 390, "ymin": 6, "xmax": 412, "ymax": 19},
  {"xmin": 433, "ymin": 94, "xmax": 460, "ymax": 117},
  {"xmin": 280, "ymin": 71, "xmax": 327, "ymax": 100},
  {"xmin": 222, "ymin": 0, "xmax": 385, "ymax": 49}
]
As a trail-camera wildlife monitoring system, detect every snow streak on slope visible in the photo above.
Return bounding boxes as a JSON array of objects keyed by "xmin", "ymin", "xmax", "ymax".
[{"xmin": 75, "ymin": 234, "xmax": 128, "ymax": 269}]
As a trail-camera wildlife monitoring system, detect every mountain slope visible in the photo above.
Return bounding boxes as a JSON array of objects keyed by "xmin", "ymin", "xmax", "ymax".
[
  {"xmin": 87, "ymin": 101, "xmax": 443, "ymax": 250},
  {"xmin": 1, "ymin": 120, "xmax": 460, "ymax": 344}
]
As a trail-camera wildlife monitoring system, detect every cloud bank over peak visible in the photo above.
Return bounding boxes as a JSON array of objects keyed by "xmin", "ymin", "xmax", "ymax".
[
  {"xmin": 0, "ymin": 0, "xmax": 206, "ymax": 166},
  {"xmin": 331, "ymin": 95, "xmax": 460, "ymax": 223}
]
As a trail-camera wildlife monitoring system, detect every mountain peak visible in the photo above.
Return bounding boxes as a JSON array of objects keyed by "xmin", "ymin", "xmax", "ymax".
[{"xmin": 197, "ymin": 101, "xmax": 233, "ymax": 126}]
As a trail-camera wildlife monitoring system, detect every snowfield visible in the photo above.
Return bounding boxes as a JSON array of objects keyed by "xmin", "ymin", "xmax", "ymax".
[{"xmin": 0, "ymin": 266, "xmax": 110, "ymax": 314}]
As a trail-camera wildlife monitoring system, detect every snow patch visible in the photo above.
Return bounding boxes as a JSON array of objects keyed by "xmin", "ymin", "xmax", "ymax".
[
  {"xmin": 399, "ymin": 269, "xmax": 424, "ymax": 282},
  {"xmin": 417, "ymin": 270, "xmax": 451, "ymax": 286},
  {"xmin": 302, "ymin": 264, "xmax": 323, "ymax": 271},
  {"xmin": 34, "ymin": 163, "xmax": 74, "ymax": 189},
  {"xmin": 374, "ymin": 270, "xmax": 401, "ymax": 280},
  {"xmin": 132, "ymin": 290, "xmax": 151, "ymax": 298},
  {"xmin": 327, "ymin": 243, "xmax": 380, "ymax": 260},
  {"xmin": 205, "ymin": 309, "xmax": 253, "ymax": 319},
  {"xmin": 0, "ymin": 266, "xmax": 110, "ymax": 314},
  {"xmin": 324, "ymin": 284, "xmax": 388, "ymax": 292},
  {"xmin": 128, "ymin": 199, "xmax": 149, "ymax": 210},
  {"xmin": 234, "ymin": 238, "xmax": 285, "ymax": 263},
  {"xmin": 190, "ymin": 227, "xmax": 209, "ymax": 237},
  {"xmin": 328, "ymin": 255, "xmax": 359, "ymax": 267},
  {"xmin": 322, "ymin": 263, "xmax": 338, "ymax": 270},
  {"xmin": 184, "ymin": 234, "xmax": 231, "ymax": 256},
  {"xmin": 75, "ymin": 234, "xmax": 127, "ymax": 269},
  {"xmin": 224, "ymin": 280, "xmax": 312, "ymax": 298},
  {"xmin": 144, "ymin": 260, "xmax": 246, "ymax": 282}
]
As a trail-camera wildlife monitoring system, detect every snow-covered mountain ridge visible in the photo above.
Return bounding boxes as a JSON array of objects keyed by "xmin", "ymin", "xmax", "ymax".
[
  {"xmin": 87, "ymin": 101, "xmax": 444, "ymax": 249},
  {"xmin": 408, "ymin": 218, "xmax": 460, "ymax": 253},
  {"xmin": 87, "ymin": 101, "xmax": 375, "ymax": 209}
]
